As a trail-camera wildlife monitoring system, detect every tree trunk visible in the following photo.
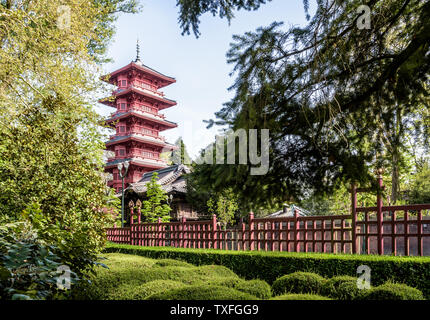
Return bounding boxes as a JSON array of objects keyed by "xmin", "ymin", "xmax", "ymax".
[{"xmin": 391, "ymin": 151, "xmax": 400, "ymax": 204}]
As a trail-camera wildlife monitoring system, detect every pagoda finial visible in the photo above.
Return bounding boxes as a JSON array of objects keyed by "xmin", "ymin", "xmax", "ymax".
[{"xmin": 135, "ymin": 38, "xmax": 142, "ymax": 64}]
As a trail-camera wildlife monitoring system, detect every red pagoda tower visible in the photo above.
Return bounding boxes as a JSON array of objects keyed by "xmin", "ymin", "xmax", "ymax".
[{"xmin": 101, "ymin": 42, "xmax": 177, "ymax": 192}]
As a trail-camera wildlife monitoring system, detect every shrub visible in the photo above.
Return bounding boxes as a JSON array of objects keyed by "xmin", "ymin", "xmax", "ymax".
[
  {"xmin": 105, "ymin": 243, "xmax": 430, "ymax": 298},
  {"xmin": 152, "ymin": 259, "xmax": 194, "ymax": 268},
  {"xmin": 272, "ymin": 272, "xmax": 326, "ymax": 295},
  {"xmin": 321, "ymin": 275, "xmax": 365, "ymax": 300},
  {"xmin": 0, "ymin": 220, "xmax": 79, "ymax": 300},
  {"xmin": 362, "ymin": 283, "xmax": 425, "ymax": 300},
  {"xmin": 146, "ymin": 284, "xmax": 258, "ymax": 300},
  {"xmin": 206, "ymin": 277, "xmax": 243, "ymax": 287},
  {"xmin": 206, "ymin": 277, "xmax": 272, "ymax": 299},
  {"xmin": 71, "ymin": 253, "xmax": 240, "ymax": 299},
  {"xmin": 109, "ymin": 280, "xmax": 187, "ymax": 300},
  {"xmin": 234, "ymin": 280, "xmax": 272, "ymax": 299},
  {"xmin": 271, "ymin": 294, "xmax": 332, "ymax": 300}
]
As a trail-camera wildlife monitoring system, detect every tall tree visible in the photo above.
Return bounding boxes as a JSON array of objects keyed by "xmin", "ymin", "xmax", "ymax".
[
  {"xmin": 172, "ymin": 137, "xmax": 192, "ymax": 165},
  {"xmin": 141, "ymin": 172, "xmax": 171, "ymax": 222},
  {"xmin": 181, "ymin": 0, "xmax": 430, "ymax": 209},
  {"xmin": 0, "ymin": 0, "xmax": 139, "ymax": 276}
]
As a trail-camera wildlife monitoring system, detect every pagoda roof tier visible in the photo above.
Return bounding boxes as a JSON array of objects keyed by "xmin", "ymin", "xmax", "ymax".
[
  {"xmin": 105, "ymin": 134, "xmax": 177, "ymax": 151},
  {"xmin": 104, "ymin": 157, "xmax": 168, "ymax": 170},
  {"xmin": 99, "ymin": 86, "xmax": 177, "ymax": 110},
  {"xmin": 103, "ymin": 111, "xmax": 177, "ymax": 131},
  {"xmin": 102, "ymin": 62, "xmax": 176, "ymax": 89}
]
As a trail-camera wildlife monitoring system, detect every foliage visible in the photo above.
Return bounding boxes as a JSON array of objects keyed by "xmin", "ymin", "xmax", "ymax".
[
  {"xmin": 0, "ymin": 217, "xmax": 78, "ymax": 300},
  {"xmin": 71, "ymin": 253, "xmax": 254, "ymax": 300},
  {"xmin": 233, "ymin": 279, "xmax": 272, "ymax": 299},
  {"xmin": 0, "ymin": 0, "xmax": 139, "ymax": 284},
  {"xmin": 141, "ymin": 172, "xmax": 171, "ymax": 223},
  {"xmin": 72, "ymin": 253, "xmax": 240, "ymax": 299},
  {"xmin": 272, "ymin": 272, "xmax": 326, "ymax": 295},
  {"xmin": 160, "ymin": 137, "xmax": 192, "ymax": 165},
  {"xmin": 321, "ymin": 275, "xmax": 366, "ymax": 300},
  {"xmin": 206, "ymin": 277, "xmax": 272, "ymax": 299},
  {"xmin": 407, "ymin": 162, "xmax": 430, "ymax": 204},
  {"xmin": 181, "ymin": 0, "xmax": 430, "ymax": 210},
  {"xmin": 109, "ymin": 280, "xmax": 187, "ymax": 300},
  {"xmin": 172, "ymin": 137, "xmax": 192, "ymax": 165},
  {"xmin": 207, "ymin": 188, "xmax": 239, "ymax": 228},
  {"xmin": 106, "ymin": 243, "xmax": 430, "ymax": 298},
  {"xmin": 152, "ymin": 259, "xmax": 194, "ymax": 268},
  {"xmin": 270, "ymin": 294, "xmax": 332, "ymax": 300},
  {"xmin": 361, "ymin": 282, "xmax": 425, "ymax": 300},
  {"xmin": 176, "ymin": 0, "xmax": 275, "ymax": 37},
  {"xmin": 147, "ymin": 284, "xmax": 258, "ymax": 300}
]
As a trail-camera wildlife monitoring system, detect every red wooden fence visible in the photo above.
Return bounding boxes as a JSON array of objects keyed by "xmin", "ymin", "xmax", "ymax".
[
  {"xmin": 107, "ymin": 208, "xmax": 430, "ymax": 256},
  {"xmin": 107, "ymin": 175, "xmax": 430, "ymax": 256}
]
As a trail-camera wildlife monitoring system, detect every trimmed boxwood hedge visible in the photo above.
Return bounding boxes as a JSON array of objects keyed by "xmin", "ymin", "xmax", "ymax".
[
  {"xmin": 152, "ymin": 259, "xmax": 194, "ymax": 268},
  {"xmin": 272, "ymin": 272, "xmax": 326, "ymax": 295},
  {"xmin": 146, "ymin": 284, "xmax": 258, "ymax": 300},
  {"xmin": 321, "ymin": 275, "xmax": 365, "ymax": 300},
  {"xmin": 206, "ymin": 278, "xmax": 272, "ymax": 299},
  {"xmin": 271, "ymin": 294, "xmax": 332, "ymax": 300},
  {"xmin": 109, "ymin": 280, "xmax": 187, "ymax": 300},
  {"xmin": 361, "ymin": 283, "xmax": 425, "ymax": 300},
  {"xmin": 105, "ymin": 243, "xmax": 430, "ymax": 298}
]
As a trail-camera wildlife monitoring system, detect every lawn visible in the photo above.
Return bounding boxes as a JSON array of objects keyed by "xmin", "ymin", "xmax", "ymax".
[{"xmin": 71, "ymin": 253, "xmax": 426, "ymax": 300}]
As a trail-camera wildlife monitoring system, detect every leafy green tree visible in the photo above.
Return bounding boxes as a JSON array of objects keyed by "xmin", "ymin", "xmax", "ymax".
[
  {"xmin": 207, "ymin": 188, "xmax": 239, "ymax": 229},
  {"xmin": 0, "ymin": 0, "xmax": 139, "ymax": 280},
  {"xmin": 141, "ymin": 172, "xmax": 171, "ymax": 223},
  {"xmin": 161, "ymin": 137, "xmax": 192, "ymax": 165},
  {"xmin": 407, "ymin": 162, "xmax": 430, "ymax": 204},
  {"xmin": 172, "ymin": 137, "xmax": 192, "ymax": 165}
]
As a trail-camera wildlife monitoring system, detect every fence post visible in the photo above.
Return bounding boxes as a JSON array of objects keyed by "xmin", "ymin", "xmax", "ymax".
[
  {"xmin": 212, "ymin": 214, "xmax": 218, "ymax": 249},
  {"xmin": 136, "ymin": 199, "xmax": 142, "ymax": 224},
  {"xmin": 376, "ymin": 172, "xmax": 384, "ymax": 255},
  {"xmin": 129, "ymin": 200, "xmax": 134, "ymax": 245},
  {"xmin": 249, "ymin": 212, "xmax": 255, "ymax": 251},
  {"xmin": 351, "ymin": 183, "xmax": 357, "ymax": 254},
  {"xmin": 157, "ymin": 217, "xmax": 162, "ymax": 247},
  {"xmin": 181, "ymin": 216, "xmax": 186, "ymax": 248},
  {"xmin": 240, "ymin": 218, "xmax": 245, "ymax": 250},
  {"xmin": 294, "ymin": 210, "xmax": 299, "ymax": 252}
]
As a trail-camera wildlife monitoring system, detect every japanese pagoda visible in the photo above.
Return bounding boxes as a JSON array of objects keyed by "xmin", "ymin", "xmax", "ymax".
[{"xmin": 101, "ymin": 42, "xmax": 178, "ymax": 192}]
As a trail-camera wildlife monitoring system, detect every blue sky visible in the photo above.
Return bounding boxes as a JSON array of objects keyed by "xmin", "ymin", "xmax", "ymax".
[{"xmin": 97, "ymin": 0, "xmax": 314, "ymax": 158}]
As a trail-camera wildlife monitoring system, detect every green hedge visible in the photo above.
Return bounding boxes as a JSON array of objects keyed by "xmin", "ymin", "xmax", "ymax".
[
  {"xmin": 321, "ymin": 276, "xmax": 365, "ymax": 300},
  {"xmin": 105, "ymin": 243, "xmax": 430, "ymax": 298},
  {"xmin": 272, "ymin": 272, "xmax": 326, "ymax": 295},
  {"xmin": 271, "ymin": 294, "xmax": 332, "ymax": 300},
  {"xmin": 146, "ymin": 284, "xmax": 258, "ymax": 300},
  {"xmin": 109, "ymin": 280, "xmax": 187, "ymax": 300},
  {"xmin": 361, "ymin": 283, "xmax": 425, "ymax": 300}
]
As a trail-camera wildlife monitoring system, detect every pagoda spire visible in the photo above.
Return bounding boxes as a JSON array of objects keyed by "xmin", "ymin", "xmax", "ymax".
[{"xmin": 135, "ymin": 38, "xmax": 142, "ymax": 65}]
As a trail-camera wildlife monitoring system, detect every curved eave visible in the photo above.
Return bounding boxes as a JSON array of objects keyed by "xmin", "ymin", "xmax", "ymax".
[
  {"xmin": 105, "ymin": 135, "xmax": 177, "ymax": 150},
  {"xmin": 101, "ymin": 62, "xmax": 176, "ymax": 89},
  {"xmin": 104, "ymin": 158, "xmax": 168, "ymax": 170},
  {"xmin": 99, "ymin": 88, "xmax": 177, "ymax": 110},
  {"xmin": 104, "ymin": 112, "xmax": 177, "ymax": 131}
]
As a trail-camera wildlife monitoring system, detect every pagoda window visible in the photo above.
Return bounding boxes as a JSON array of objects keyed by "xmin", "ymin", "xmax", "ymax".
[
  {"xmin": 119, "ymin": 149, "xmax": 125, "ymax": 156},
  {"xmin": 119, "ymin": 126, "xmax": 125, "ymax": 133},
  {"xmin": 119, "ymin": 103, "xmax": 126, "ymax": 110},
  {"xmin": 121, "ymin": 80, "xmax": 127, "ymax": 87}
]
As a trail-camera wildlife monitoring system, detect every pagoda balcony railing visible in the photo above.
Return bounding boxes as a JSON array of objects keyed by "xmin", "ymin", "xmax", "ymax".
[
  {"xmin": 109, "ymin": 133, "xmax": 166, "ymax": 143},
  {"xmin": 109, "ymin": 109, "xmax": 166, "ymax": 120},
  {"xmin": 106, "ymin": 156, "xmax": 167, "ymax": 165},
  {"xmin": 112, "ymin": 85, "xmax": 165, "ymax": 98}
]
